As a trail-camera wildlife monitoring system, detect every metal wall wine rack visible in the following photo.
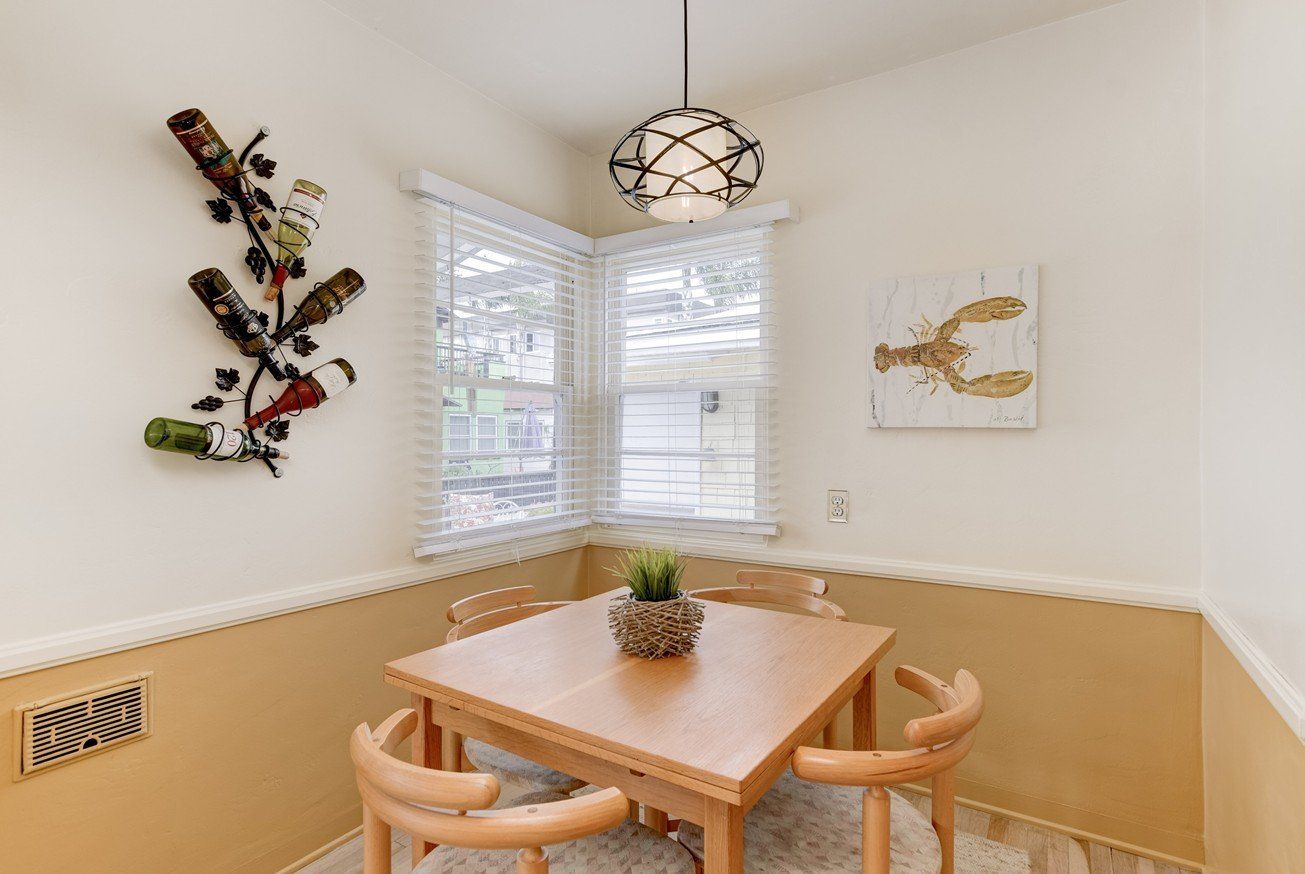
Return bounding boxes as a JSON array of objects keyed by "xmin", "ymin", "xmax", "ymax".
[{"xmin": 162, "ymin": 117, "xmax": 361, "ymax": 478}]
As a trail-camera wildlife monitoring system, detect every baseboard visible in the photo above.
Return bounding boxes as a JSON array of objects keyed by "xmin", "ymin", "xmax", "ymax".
[
  {"xmin": 1199, "ymin": 594, "xmax": 1305, "ymax": 742},
  {"xmin": 588, "ymin": 531, "xmax": 1201, "ymax": 612},
  {"xmin": 0, "ymin": 531, "xmax": 587, "ymax": 680},
  {"xmin": 275, "ymin": 824, "xmax": 362, "ymax": 874},
  {"xmin": 904, "ymin": 780, "xmax": 1205, "ymax": 870}
]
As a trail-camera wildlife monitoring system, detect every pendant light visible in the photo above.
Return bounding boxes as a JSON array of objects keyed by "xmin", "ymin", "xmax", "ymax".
[{"xmin": 609, "ymin": 0, "xmax": 764, "ymax": 223}]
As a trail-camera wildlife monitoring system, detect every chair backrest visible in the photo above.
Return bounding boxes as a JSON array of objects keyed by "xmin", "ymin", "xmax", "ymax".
[
  {"xmin": 689, "ymin": 585, "xmax": 846, "ymax": 621},
  {"xmin": 792, "ymin": 666, "xmax": 982, "ymax": 785},
  {"xmin": 446, "ymin": 586, "xmax": 574, "ymax": 643},
  {"xmin": 352, "ymin": 709, "xmax": 628, "ymax": 873},
  {"xmin": 736, "ymin": 568, "xmax": 828, "ymax": 595},
  {"xmin": 790, "ymin": 666, "xmax": 983, "ymax": 874}
]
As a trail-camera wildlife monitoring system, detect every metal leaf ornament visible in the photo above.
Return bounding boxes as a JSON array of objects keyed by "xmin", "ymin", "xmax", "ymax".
[
  {"xmin": 283, "ymin": 362, "xmax": 301, "ymax": 381},
  {"xmin": 254, "ymin": 187, "xmax": 276, "ymax": 212},
  {"xmin": 288, "ymin": 257, "xmax": 307, "ymax": 280},
  {"xmin": 206, "ymin": 198, "xmax": 234, "ymax": 224},
  {"xmin": 254, "ymin": 310, "xmax": 270, "ymax": 328},
  {"xmin": 292, "ymin": 333, "xmax": 318, "ymax": 357},
  {"xmin": 249, "ymin": 154, "xmax": 277, "ymax": 179},
  {"xmin": 214, "ymin": 368, "xmax": 241, "ymax": 392},
  {"xmin": 265, "ymin": 420, "xmax": 290, "ymax": 442}
]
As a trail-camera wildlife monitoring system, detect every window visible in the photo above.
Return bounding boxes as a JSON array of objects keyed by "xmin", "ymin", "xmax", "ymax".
[
  {"xmin": 597, "ymin": 227, "xmax": 776, "ymax": 535},
  {"xmin": 415, "ymin": 202, "xmax": 593, "ymax": 556},
  {"xmin": 448, "ymin": 414, "xmax": 471, "ymax": 454},
  {"xmin": 476, "ymin": 415, "xmax": 498, "ymax": 452}
]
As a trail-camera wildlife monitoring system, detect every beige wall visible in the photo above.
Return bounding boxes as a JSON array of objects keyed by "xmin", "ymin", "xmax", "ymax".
[
  {"xmin": 0, "ymin": 550, "xmax": 587, "ymax": 874},
  {"xmin": 589, "ymin": 0, "xmax": 1204, "ymax": 600},
  {"xmin": 1202, "ymin": 623, "xmax": 1305, "ymax": 873},
  {"xmin": 589, "ymin": 547, "xmax": 1205, "ymax": 862}
]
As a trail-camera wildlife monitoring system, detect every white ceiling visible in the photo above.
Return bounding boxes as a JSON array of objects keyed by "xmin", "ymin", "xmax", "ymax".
[{"xmin": 323, "ymin": 0, "xmax": 1123, "ymax": 155}]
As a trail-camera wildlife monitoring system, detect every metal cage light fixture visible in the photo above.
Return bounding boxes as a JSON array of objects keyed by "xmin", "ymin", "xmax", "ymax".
[{"xmin": 609, "ymin": 0, "xmax": 764, "ymax": 223}]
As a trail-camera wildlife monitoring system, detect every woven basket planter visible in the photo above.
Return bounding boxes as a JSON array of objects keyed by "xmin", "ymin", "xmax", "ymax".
[{"xmin": 608, "ymin": 592, "xmax": 705, "ymax": 659}]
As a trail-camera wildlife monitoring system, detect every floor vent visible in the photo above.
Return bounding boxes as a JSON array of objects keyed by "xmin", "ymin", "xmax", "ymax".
[{"xmin": 14, "ymin": 674, "xmax": 152, "ymax": 779}]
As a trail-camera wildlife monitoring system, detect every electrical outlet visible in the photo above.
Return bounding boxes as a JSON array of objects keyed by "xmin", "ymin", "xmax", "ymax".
[{"xmin": 827, "ymin": 490, "xmax": 849, "ymax": 523}]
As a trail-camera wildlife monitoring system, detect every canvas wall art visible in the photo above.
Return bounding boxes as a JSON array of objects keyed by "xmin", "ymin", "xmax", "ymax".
[{"xmin": 868, "ymin": 264, "xmax": 1038, "ymax": 428}]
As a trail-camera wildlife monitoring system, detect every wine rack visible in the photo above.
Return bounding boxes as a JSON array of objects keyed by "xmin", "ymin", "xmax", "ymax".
[{"xmin": 154, "ymin": 112, "xmax": 365, "ymax": 478}]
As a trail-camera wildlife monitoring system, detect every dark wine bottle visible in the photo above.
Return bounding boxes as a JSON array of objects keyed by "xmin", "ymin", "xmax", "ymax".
[
  {"xmin": 166, "ymin": 108, "xmax": 272, "ymax": 231},
  {"xmin": 272, "ymin": 268, "xmax": 366, "ymax": 343},
  {"xmin": 188, "ymin": 268, "xmax": 286, "ymax": 380},
  {"xmin": 244, "ymin": 358, "xmax": 357, "ymax": 428},
  {"xmin": 143, "ymin": 417, "xmax": 287, "ymax": 461}
]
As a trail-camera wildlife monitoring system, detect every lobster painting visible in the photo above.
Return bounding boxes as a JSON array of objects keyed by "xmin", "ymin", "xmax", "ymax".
[
  {"xmin": 868, "ymin": 265, "xmax": 1038, "ymax": 428},
  {"xmin": 873, "ymin": 297, "xmax": 1034, "ymax": 399}
]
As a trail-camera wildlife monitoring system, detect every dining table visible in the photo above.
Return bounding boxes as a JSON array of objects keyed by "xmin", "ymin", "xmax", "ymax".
[{"xmin": 384, "ymin": 589, "xmax": 896, "ymax": 873}]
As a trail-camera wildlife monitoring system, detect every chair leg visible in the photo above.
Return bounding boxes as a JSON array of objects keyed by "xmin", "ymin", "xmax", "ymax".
[
  {"xmin": 362, "ymin": 804, "xmax": 391, "ymax": 874},
  {"xmin": 517, "ymin": 846, "xmax": 549, "ymax": 872},
  {"xmin": 822, "ymin": 720, "xmax": 837, "ymax": 749},
  {"xmin": 862, "ymin": 787, "xmax": 891, "ymax": 874},
  {"xmin": 629, "ymin": 799, "xmax": 641, "ymax": 822},
  {"xmin": 932, "ymin": 770, "xmax": 956, "ymax": 874}
]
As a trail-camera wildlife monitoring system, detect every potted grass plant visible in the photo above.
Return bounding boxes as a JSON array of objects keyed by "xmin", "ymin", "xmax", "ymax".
[{"xmin": 606, "ymin": 545, "xmax": 705, "ymax": 659}]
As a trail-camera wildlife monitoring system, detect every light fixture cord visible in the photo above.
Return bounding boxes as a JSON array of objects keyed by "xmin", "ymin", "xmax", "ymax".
[{"xmin": 682, "ymin": 0, "xmax": 689, "ymax": 108}]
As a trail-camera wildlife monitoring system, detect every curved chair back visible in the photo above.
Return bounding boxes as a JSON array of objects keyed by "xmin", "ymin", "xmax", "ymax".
[
  {"xmin": 690, "ymin": 585, "xmax": 846, "ymax": 620},
  {"xmin": 689, "ymin": 569, "xmax": 843, "ymax": 621},
  {"xmin": 736, "ymin": 568, "xmax": 828, "ymax": 595},
  {"xmin": 352, "ymin": 709, "xmax": 628, "ymax": 873},
  {"xmin": 446, "ymin": 586, "xmax": 574, "ymax": 643},
  {"xmin": 791, "ymin": 666, "xmax": 983, "ymax": 874}
]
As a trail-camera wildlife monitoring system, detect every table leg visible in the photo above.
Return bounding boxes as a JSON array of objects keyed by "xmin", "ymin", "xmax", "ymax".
[
  {"xmin": 411, "ymin": 693, "xmax": 442, "ymax": 866},
  {"xmin": 643, "ymin": 805, "xmax": 669, "ymax": 835},
  {"xmin": 703, "ymin": 796, "xmax": 744, "ymax": 874},
  {"xmin": 852, "ymin": 667, "xmax": 878, "ymax": 751}
]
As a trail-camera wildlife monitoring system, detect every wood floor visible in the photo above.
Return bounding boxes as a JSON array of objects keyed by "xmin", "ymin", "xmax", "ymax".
[
  {"xmin": 893, "ymin": 788, "xmax": 1198, "ymax": 874},
  {"xmin": 301, "ymin": 792, "xmax": 1198, "ymax": 874}
]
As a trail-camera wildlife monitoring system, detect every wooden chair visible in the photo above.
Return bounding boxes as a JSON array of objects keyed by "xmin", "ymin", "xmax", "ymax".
[
  {"xmin": 353, "ymin": 709, "xmax": 695, "ymax": 873},
  {"xmin": 677, "ymin": 666, "xmax": 983, "ymax": 874},
  {"xmin": 689, "ymin": 569, "xmax": 846, "ymax": 747},
  {"xmin": 444, "ymin": 586, "xmax": 586, "ymax": 795}
]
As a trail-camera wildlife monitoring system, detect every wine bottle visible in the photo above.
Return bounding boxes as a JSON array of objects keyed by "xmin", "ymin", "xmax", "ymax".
[
  {"xmin": 265, "ymin": 180, "xmax": 327, "ymax": 301},
  {"xmin": 244, "ymin": 358, "xmax": 357, "ymax": 429},
  {"xmin": 188, "ymin": 268, "xmax": 287, "ymax": 381},
  {"xmin": 143, "ymin": 417, "xmax": 288, "ymax": 461},
  {"xmin": 272, "ymin": 268, "xmax": 366, "ymax": 343},
  {"xmin": 166, "ymin": 108, "xmax": 272, "ymax": 231}
]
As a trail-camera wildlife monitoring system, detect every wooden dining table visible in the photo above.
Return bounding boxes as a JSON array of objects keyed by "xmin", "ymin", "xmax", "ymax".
[{"xmin": 385, "ymin": 589, "xmax": 896, "ymax": 873}]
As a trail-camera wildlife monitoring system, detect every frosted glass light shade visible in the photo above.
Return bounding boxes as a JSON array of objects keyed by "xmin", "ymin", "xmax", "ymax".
[{"xmin": 610, "ymin": 107, "xmax": 763, "ymax": 224}]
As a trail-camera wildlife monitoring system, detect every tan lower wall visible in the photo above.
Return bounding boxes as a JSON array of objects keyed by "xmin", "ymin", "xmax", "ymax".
[
  {"xmin": 587, "ymin": 547, "xmax": 1205, "ymax": 862},
  {"xmin": 0, "ymin": 549, "xmax": 587, "ymax": 874},
  {"xmin": 1202, "ymin": 622, "xmax": 1305, "ymax": 873}
]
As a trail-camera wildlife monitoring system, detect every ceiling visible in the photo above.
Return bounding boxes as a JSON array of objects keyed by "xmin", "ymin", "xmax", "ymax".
[{"xmin": 323, "ymin": 0, "xmax": 1123, "ymax": 155}]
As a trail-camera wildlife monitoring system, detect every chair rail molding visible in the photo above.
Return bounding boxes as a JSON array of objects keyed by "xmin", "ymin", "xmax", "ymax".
[
  {"xmin": 0, "ymin": 529, "xmax": 588, "ymax": 680},
  {"xmin": 1199, "ymin": 593, "xmax": 1305, "ymax": 743},
  {"xmin": 588, "ymin": 528, "xmax": 1201, "ymax": 612}
]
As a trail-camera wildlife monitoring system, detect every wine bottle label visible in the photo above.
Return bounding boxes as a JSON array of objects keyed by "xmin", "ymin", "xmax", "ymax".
[
  {"xmin": 313, "ymin": 363, "xmax": 351, "ymax": 398},
  {"xmin": 205, "ymin": 424, "xmax": 246, "ymax": 460},
  {"xmin": 284, "ymin": 185, "xmax": 326, "ymax": 224}
]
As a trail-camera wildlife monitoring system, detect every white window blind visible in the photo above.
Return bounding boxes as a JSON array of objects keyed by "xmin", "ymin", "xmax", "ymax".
[
  {"xmin": 415, "ymin": 201, "xmax": 594, "ymax": 556},
  {"xmin": 597, "ymin": 227, "xmax": 777, "ymax": 535}
]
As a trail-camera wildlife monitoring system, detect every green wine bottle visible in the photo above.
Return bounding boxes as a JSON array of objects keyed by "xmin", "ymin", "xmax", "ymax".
[
  {"xmin": 265, "ymin": 180, "xmax": 327, "ymax": 302},
  {"xmin": 143, "ymin": 418, "xmax": 288, "ymax": 461},
  {"xmin": 272, "ymin": 268, "xmax": 366, "ymax": 343},
  {"xmin": 188, "ymin": 268, "xmax": 286, "ymax": 380}
]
